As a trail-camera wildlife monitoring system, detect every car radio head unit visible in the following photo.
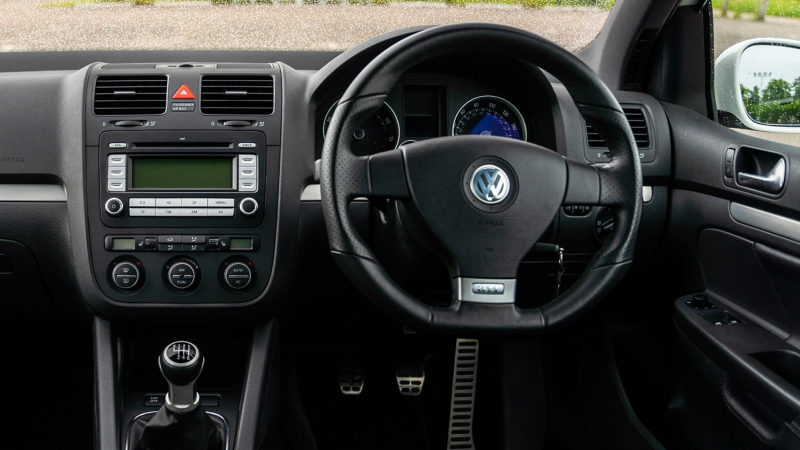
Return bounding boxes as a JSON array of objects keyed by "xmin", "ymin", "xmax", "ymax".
[{"xmin": 99, "ymin": 131, "xmax": 267, "ymax": 228}]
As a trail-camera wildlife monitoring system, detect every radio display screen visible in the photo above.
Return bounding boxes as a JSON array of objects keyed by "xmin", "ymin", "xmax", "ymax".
[{"xmin": 131, "ymin": 157, "xmax": 234, "ymax": 189}]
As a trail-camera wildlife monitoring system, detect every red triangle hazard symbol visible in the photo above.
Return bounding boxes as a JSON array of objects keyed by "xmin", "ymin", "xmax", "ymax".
[{"xmin": 173, "ymin": 84, "xmax": 195, "ymax": 99}]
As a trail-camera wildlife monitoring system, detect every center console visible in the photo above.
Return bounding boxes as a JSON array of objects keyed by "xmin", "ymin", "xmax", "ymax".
[{"xmin": 84, "ymin": 63, "xmax": 281, "ymax": 304}]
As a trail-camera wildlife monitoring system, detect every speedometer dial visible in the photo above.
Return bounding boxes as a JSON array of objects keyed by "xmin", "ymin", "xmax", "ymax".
[
  {"xmin": 452, "ymin": 96, "xmax": 527, "ymax": 141},
  {"xmin": 323, "ymin": 100, "xmax": 400, "ymax": 156}
]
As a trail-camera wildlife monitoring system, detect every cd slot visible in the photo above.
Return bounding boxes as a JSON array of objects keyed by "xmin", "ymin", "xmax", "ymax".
[{"xmin": 131, "ymin": 142, "xmax": 233, "ymax": 149}]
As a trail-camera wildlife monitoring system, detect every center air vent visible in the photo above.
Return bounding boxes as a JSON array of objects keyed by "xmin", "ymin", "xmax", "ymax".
[
  {"xmin": 586, "ymin": 107, "xmax": 651, "ymax": 149},
  {"xmin": 200, "ymin": 75, "xmax": 274, "ymax": 115},
  {"xmin": 93, "ymin": 75, "xmax": 168, "ymax": 116}
]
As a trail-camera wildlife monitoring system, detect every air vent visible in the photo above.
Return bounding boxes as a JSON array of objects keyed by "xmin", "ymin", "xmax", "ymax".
[
  {"xmin": 624, "ymin": 28, "xmax": 657, "ymax": 87},
  {"xmin": 586, "ymin": 107, "xmax": 651, "ymax": 149},
  {"xmin": 93, "ymin": 75, "xmax": 168, "ymax": 115},
  {"xmin": 200, "ymin": 75, "xmax": 274, "ymax": 115}
]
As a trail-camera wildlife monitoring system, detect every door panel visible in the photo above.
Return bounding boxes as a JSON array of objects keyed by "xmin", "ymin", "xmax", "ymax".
[{"xmin": 662, "ymin": 101, "xmax": 800, "ymax": 449}]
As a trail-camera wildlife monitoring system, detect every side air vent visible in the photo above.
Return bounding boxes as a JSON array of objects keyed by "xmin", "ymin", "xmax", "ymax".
[
  {"xmin": 93, "ymin": 75, "xmax": 168, "ymax": 115},
  {"xmin": 586, "ymin": 107, "xmax": 651, "ymax": 149},
  {"xmin": 200, "ymin": 75, "xmax": 274, "ymax": 115},
  {"xmin": 624, "ymin": 28, "xmax": 657, "ymax": 87}
]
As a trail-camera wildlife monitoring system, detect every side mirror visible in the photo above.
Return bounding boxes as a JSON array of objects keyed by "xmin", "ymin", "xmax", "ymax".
[{"xmin": 715, "ymin": 38, "xmax": 800, "ymax": 133}]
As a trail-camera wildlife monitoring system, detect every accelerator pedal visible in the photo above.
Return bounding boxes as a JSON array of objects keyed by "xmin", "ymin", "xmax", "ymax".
[
  {"xmin": 338, "ymin": 365, "xmax": 365, "ymax": 395},
  {"xmin": 396, "ymin": 362, "xmax": 425, "ymax": 396},
  {"xmin": 447, "ymin": 339, "xmax": 479, "ymax": 450}
]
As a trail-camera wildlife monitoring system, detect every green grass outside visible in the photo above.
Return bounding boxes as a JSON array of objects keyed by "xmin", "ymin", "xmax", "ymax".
[
  {"xmin": 42, "ymin": 0, "xmax": 615, "ymax": 9},
  {"xmin": 714, "ymin": 0, "xmax": 800, "ymax": 19}
]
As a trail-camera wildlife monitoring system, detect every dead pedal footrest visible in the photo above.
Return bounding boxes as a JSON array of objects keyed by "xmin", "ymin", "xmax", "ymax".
[{"xmin": 447, "ymin": 338, "xmax": 479, "ymax": 450}]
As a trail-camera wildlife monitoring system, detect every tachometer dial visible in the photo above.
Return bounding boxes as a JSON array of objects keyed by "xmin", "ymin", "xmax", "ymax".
[
  {"xmin": 452, "ymin": 96, "xmax": 527, "ymax": 141},
  {"xmin": 323, "ymin": 100, "xmax": 400, "ymax": 156}
]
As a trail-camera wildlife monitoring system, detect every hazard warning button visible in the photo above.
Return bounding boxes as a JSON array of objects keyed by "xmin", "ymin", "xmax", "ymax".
[{"xmin": 172, "ymin": 84, "xmax": 195, "ymax": 100}]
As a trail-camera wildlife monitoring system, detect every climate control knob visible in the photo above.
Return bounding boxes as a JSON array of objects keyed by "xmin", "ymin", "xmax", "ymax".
[
  {"xmin": 224, "ymin": 262, "xmax": 252, "ymax": 289},
  {"xmin": 167, "ymin": 261, "xmax": 197, "ymax": 290},
  {"xmin": 105, "ymin": 198, "xmax": 124, "ymax": 216},
  {"xmin": 239, "ymin": 198, "xmax": 259, "ymax": 216},
  {"xmin": 112, "ymin": 262, "xmax": 140, "ymax": 289}
]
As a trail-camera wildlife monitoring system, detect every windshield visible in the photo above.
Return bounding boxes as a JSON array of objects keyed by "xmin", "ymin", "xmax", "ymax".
[{"xmin": 0, "ymin": 0, "xmax": 613, "ymax": 53}]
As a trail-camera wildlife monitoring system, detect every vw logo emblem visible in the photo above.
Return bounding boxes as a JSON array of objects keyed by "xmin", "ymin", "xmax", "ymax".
[{"xmin": 470, "ymin": 164, "xmax": 511, "ymax": 204}]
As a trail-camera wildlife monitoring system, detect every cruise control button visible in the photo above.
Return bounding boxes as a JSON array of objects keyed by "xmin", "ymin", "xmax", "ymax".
[
  {"xmin": 181, "ymin": 198, "xmax": 208, "ymax": 207},
  {"xmin": 156, "ymin": 198, "xmax": 181, "ymax": 207},
  {"xmin": 181, "ymin": 235, "xmax": 206, "ymax": 244},
  {"xmin": 158, "ymin": 235, "xmax": 181, "ymax": 244},
  {"xmin": 208, "ymin": 208, "xmax": 234, "ymax": 217},
  {"xmin": 208, "ymin": 198, "xmax": 234, "ymax": 207}
]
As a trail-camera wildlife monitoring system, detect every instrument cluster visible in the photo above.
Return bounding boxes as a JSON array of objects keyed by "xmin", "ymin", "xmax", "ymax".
[{"xmin": 318, "ymin": 75, "xmax": 533, "ymax": 157}]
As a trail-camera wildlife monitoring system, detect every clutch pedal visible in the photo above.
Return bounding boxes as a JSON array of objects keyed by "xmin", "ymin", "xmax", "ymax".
[
  {"xmin": 338, "ymin": 365, "xmax": 365, "ymax": 395},
  {"xmin": 447, "ymin": 339, "xmax": 479, "ymax": 450},
  {"xmin": 395, "ymin": 362, "xmax": 425, "ymax": 396}
]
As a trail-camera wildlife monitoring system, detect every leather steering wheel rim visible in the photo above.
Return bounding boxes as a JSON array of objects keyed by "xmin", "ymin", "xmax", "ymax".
[{"xmin": 321, "ymin": 23, "xmax": 642, "ymax": 337}]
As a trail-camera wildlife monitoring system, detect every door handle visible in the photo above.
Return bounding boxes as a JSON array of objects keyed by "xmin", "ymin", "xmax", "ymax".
[{"xmin": 737, "ymin": 158, "xmax": 786, "ymax": 194}]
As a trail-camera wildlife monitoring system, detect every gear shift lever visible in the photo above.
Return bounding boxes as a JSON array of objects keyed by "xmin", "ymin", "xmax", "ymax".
[
  {"xmin": 130, "ymin": 341, "xmax": 224, "ymax": 450},
  {"xmin": 159, "ymin": 341, "xmax": 203, "ymax": 413}
]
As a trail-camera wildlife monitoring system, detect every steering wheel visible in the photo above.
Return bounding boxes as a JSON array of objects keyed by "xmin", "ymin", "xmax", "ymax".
[{"xmin": 321, "ymin": 23, "xmax": 642, "ymax": 336}]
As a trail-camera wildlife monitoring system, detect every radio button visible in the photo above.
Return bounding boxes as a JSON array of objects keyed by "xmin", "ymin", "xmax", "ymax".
[
  {"xmin": 129, "ymin": 198, "xmax": 155, "ymax": 207},
  {"xmin": 208, "ymin": 198, "xmax": 234, "ymax": 207},
  {"xmin": 238, "ymin": 143, "xmax": 257, "ymax": 149},
  {"xmin": 239, "ymin": 168, "xmax": 257, "ymax": 178},
  {"xmin": 181, "ymin": 208, "xmax": 208, "ymax": 217},
  {"xmin": 208, "ymin": 208, "xmax": 234, "ymax": 217},
  {"xmin": 156, "ymin": 208, "xmax": 181, "ymax": 217},
  {"xmin": 129, "ymin": 208, "xmax": 155, "ymax": 216},
  {"xmin": 239, "ymin": 179, "xmax": 257, "ymax": 192},
  {"xmin": 181, "ymin": 235, "xmax": 206, "ymax": 244},
  {"xmin": 109, "ymin": 143, "xmax": 128, "ymax": 149},
  {"xmin": 239, "ymin": 198, "xmax": 259, "ymax": 216},
  {"xmin": 108, "ymin": 155, "xmax": 126, "ymax": 166},
  {"xmin": 181, "ymin": 198, "xmax": 208, "ymax": 207},
  {"xmin": 239, "ymin": 155, "xmax": 257, "ymax": 166},
  {"xmin": 108, "ymin": 167, "xmax": 126, "ymax": 178},
  {"xmin": 157, "ymin": 235, "xmax": 181, "ymax": 244},
  {"xmin": 108, "ymin": 180, "xmax": 126, "ymax": 192},
  {"xmin": 105, "ymin": 198, "xmax": 124, "ymax": 216},
  {"xmin": 156, "ymin": 198, "xmax": 181, "ymax": 207}
]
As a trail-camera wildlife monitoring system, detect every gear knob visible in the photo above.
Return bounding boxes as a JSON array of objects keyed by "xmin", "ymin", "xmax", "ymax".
[{"xmin": 159, "ymin": 341, "xmax": 204, "ymax": 413}]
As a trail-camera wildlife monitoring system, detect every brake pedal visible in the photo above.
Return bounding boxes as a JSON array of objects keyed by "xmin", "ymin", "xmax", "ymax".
[
  {"xmin": 396, "ymin": 362, "xmax": 425, "ymax": 396},
  {"xmin": 338, "ymin": 365, "xmax": 364, "ymax": 395},
  {"xmin": 447, "ymin": 339, "xmax": 479, "ymax": 450}
]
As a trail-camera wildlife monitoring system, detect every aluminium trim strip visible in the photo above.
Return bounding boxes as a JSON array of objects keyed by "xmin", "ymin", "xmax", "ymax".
[
  {"xmin": 730, "ymin": 202, "xmax": 800, "ymax": 244},
  {"xmin": 0, "ymin": 184, "xmax": 66, "ymax": 202}
]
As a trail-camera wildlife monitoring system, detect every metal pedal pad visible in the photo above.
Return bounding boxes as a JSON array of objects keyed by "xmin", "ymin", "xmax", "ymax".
[
  {"xmin": 396, "ymin": 362, "xmax": 425, "ymax": 396},
  {"xmin": 447, "ymin": 339, "xmax": 479, "ymax": 450},
  {"xmin": 338, "ymin": 365, "xmax": 365, "ymax": 395}
]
